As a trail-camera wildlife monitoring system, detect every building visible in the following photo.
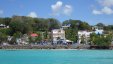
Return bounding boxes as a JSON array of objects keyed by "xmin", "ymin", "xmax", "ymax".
[
  {"xmin": 30, "ymin": 33, "xmax": 38, "ymax": 37},
  {"xmin": 61, "ymin": 25, "xmax": 70, "ymax": 29},
  {"xmin": 78, "ymin": 31, "xmax": 92, "ymax": 44},
  {"xmin": 51, "ymin": 29, "xmax": 66, "ymax": 44},
  {"xmin": 92, "ymin": 26, "xmax": 104, "ymax": 34},
  {"xmin": 0, "ymin": 24, "xmax": 9, "ymax": 29},
  {"xmin": 78, "ymin": 26, "xmax": 104, "ymax": 44}
]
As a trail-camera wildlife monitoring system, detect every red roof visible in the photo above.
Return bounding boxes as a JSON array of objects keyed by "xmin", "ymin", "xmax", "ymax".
[{"xmin": 30, "ymin": 33, "xmax": 38, "ymax": 37}]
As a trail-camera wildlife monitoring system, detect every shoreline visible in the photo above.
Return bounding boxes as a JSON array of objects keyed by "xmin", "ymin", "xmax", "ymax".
[
  {"xmin": 0, "ymin": 48, "xmax": 112, "ymax": 50},
  {"xmin": 0, "ymin": 45, "xmax": 113, "ymax": 50}
]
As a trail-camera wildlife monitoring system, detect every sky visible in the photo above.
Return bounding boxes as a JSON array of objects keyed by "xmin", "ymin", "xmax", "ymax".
[{"xmin": 0, "ymin": 0, "xmax": 113, "ymax": 25}]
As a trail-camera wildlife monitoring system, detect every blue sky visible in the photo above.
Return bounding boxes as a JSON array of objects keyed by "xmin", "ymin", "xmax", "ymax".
[{"xmin": 0, "ymin": 0, "xmax": 113, "ymax": 25}]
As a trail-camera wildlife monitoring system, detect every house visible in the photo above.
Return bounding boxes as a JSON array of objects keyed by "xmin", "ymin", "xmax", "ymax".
[
  {"xmin": 77, "ymin": 26, "xmax": 104, "ymax": 44},
  {"xmin": 51, "ymin": 29, "xmax": 66, "ymax": 44},
  {"xmin": 78, "ymin": 31, "xmax": 92, "ymax": 44},
  {"xmin": 92, "ymin": 26, "xmax": 104, "ymax": 34},
  {"xmin": 61, "ymin": 24, "xmax": 70, "ymax": 29},
  {"xmin": 0, "ymin": 24, "xmax": 9, "ymax": 29},
  {"xmin": 30, "ymin": 33, "xmax": 38, "ymax": 37}
]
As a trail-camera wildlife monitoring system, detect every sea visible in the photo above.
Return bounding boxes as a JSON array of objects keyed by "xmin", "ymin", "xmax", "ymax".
[{"xmin": 0, "ymin": 49, "xmax": 113, "ymax": 64}]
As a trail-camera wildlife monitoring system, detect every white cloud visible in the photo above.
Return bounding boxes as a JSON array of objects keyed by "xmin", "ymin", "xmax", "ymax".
[
  {"xmin": 51, "ymin": 1, "xmax": 63, "ymax": 16},
  {"xmin": 63, "ymin": 5, "xmax": 73, "ymax": 16},
  {"xmin": 28, "ymin": 12, "xmax": 37, "ymax": 18},
  {"xmin": 0, "ymin": 10, "xmax": 3, "ymax": 15},
  {"xmin": 93, "ymin": 10, "xmax": 102, "ymax": 15},
  {"xmin": 92, "ymin": 7, "xmax": 113, "ymax": 15},
  {"xmin": 92, "ymin": 0, "xmax": 113, "ymax": 15},
  {"xmin": 51, "ymin": 1, "xmax": 63, "ymax": 12},
  {"xmin": 98, "ymin": 0, "xmax": 113, "ymax": 7},
  {"xmin": 51, "ymin": 1, "xmax": 73, "ymax": 16},
  {"xmin": 101, "ymin": 6, "xmax": 113, "ymax": 14}
]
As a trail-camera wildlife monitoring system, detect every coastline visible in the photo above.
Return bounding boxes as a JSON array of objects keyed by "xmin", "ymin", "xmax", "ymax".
[
  {"xmin": 0, "ymin": 49, "xmax": 112, "ymax": 51},
  {"xmin": 0, "ymin": 45, "xmax": 113, "ymax": 50}
]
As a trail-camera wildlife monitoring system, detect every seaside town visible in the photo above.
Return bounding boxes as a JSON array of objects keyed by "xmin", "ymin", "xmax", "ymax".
[
  {"xmin": 1, "ymin": 0, "xmax": 113, "ymax": 64},
  {"xmin": 0, "ymin": 16, "xmax": 113, "ymax": 49}
]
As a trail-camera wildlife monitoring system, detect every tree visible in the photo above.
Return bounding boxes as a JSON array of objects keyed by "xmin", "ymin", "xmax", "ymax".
[
  {"xmin": 9, "ymin": 20, "xmax": 24, "ymax": 34},
  {"xmin": 13, "ymin": 32, "xmax": 22, "ymax": 38},
  {"xmin": 96, "ymin": 23, "xmax": 105, "ymax": 27},
  {"xmin": 3, "ymin": 18, "xmax": 11, "ymax": 26},
  {"xmin": 79, "ymin": 22, "xmax": 91, "ymax": 30},
  {"xmin": 63, "ymin": 20, "xmax": 81, "ymax": 30},
  {"xmin": 90, "ymin": 33, "xmax": 112, "ymax": 46},
  {"xmin": 63, "ymin": 19, "xmax": 91, "ymax": 31},
  {"xmin": 0, "ymin": 33, "xmax": 7, "ymax": 45},
  {"xmin": 0, "ymin": 28, "xmax": 12, "ymax": 35},
  {"xmin": 33, "ymin": 18, "xmax": 48, "ymax": 31},
  {"xmin": 65, "ymin": 29, "xmax": 78, "ymax": 42},
  {"xmin": 47, "ymin": 18, "xmax": 61, "ymax": 31},
  {"xmin": 9, "ymin": 16, "xmax": 33, "ymax": 34}
]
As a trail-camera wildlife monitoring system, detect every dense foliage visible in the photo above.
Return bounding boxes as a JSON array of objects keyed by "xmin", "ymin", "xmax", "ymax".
[
  {"xmin": 90, "ymin": 33, "xmax": 112, "ymax": 46},
  {"xmin": 0, "ymin": 16, "xmax": 113, "ymax": 46}
]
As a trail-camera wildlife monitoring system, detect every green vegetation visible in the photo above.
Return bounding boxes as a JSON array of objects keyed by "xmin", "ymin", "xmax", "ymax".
[
  {"xmin": 63, "ymin": 19, "xmax": 91, "ymax": 42},
  {"xmin": 0, "ymin": 16, "xmax": 113, "ymax": 47},
  {"xmin": 0, "ymin": 33, "xmax": 7, "ymax": 45},
  {"xmin": 90, "ymin": 33, "xmax": 112, "ymax": 46},
  {"xmin": 0, "ymin": 16, "xmax": 61, "ymax": 44}
]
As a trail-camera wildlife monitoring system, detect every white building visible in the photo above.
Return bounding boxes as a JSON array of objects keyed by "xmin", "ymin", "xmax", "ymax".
[
  {"xmin": 78, "ymin": 26, "xmax": 104, "ymax": 44},
  {"xmin": 78, "ymin": 31, "xmax": 92, "ymax": 44},
  {"xmin": 61, "ymin": 25, "xmax": 70, "ymax": 29},
  {"xmin": 0, "ymin": 24, "xmax": 9, "ymax": 28},
  {"xmin": 51, "ymin": 29, "xmax": 66, "ymax": 44},
  {"xmin": 92, "ymin": 26, "xmax": 104, "ymax": 34}
]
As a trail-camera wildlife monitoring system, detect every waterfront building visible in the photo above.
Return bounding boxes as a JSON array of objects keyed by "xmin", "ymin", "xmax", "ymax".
[
  {"xmin": 92, "ymin": 26, "xmax": 104, "ymax": 34},
  {"xmin": 78, "ymin": 26, "xmax": 104, "ymax": 44},
  {"xmin": 51, "ymin": 29, "xmax": 66, "ymax": 44},
  {"xmin": 78, "ymin": 31, "xmax": 92, "ymax": 44}
]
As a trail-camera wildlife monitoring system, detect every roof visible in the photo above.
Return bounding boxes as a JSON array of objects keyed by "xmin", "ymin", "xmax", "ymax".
[
  {"xmin": 30, "ymin": 33, "xmax": 38, "ymax": 37},
  {"xmin": 52, "ymin": 29, "xmax": 65, "ymax": 33}
]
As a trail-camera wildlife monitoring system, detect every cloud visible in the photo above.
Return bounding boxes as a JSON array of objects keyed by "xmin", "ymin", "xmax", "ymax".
[
  {"xmin": 51, "ymin": 1, "xmax": 63, "ymax": 12},
  {"xmin": 63, "ymin": 5, "xmax": 73, "ymax": 16},
  {"xmin": 51, "ymin": 1, "xmax": 73, "ymax": 16},
  {"xmin": 93, "ymin": 10, "xmax": 102, "ymax": 15},
  {"xmin": 98, "ymin": 0, "xmax": 113, "ymax": 7},
  {"xmin": 101, "ymin": 7, "xmax": 113, "ymax": 14},
  {"xmin": 92, "ymin": 0, "xmax": 113, "ymax": 15},
  {"xmin": 51, "ymin": 1, "xmax": 63, "ymax": 16},
  {"xmin": 0, "ymin": 10, "xmax": 3, "ymax": 15},
  {"xmin": 28, "ymin": 12, "xmax": 37, "ymax": 18},
  {"xmin": 93, "ymin": 7, "xmax": 113, "ymax": 15}
]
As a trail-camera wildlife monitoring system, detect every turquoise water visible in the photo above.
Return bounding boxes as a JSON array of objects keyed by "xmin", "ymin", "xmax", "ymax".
[{"xmin": 0, "ymin": 50, "xmax": 113, "ymax": 64}]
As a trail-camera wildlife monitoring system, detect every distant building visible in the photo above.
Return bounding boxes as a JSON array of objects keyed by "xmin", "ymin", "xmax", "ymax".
[
  {"xmin": 62, "ymin": 24, "xmax": 70, "ymax": 29},
  {"xmin": 92, "ymin": 26, "xmax": 104, "ymax": 34},
  {"xmin": 51, "ymin": 29, "xmax": 66, "ymax": 44},
  {"xmin": 30, "ymin": 33, "xmax": 38, "ymax": 37},
  {"xmin": 0, "ymin": 24, "xmax": 9, "ymax": 29},
  {"xmin": 78, "ymin": 26, "xmax": 104, "ymax": 44},
  {"xmin": 78, "ymin": 31, "xmax": 92, "ymax": 44}
]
